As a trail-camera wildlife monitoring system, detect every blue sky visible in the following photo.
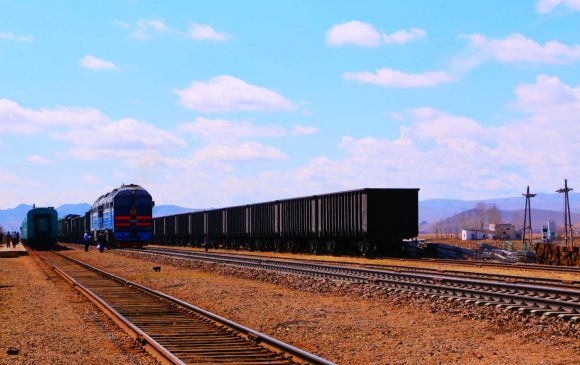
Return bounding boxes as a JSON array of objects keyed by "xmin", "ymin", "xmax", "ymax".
[{"xmin": 1, "ymin": 0, "xmax": 580, "ymax": 209}]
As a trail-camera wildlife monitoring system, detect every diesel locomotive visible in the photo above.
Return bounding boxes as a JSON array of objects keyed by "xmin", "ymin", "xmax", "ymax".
[
  {"xmin": 59, "ymin": 184, "xmax": 154, "ymax": 248},
  {"xmin": 153, "ymin": 188, "xmax": 419, "ymax": 256},
  {"xmin": 21, "ymin": 206, "xmax": 59, "ymax": 249}
]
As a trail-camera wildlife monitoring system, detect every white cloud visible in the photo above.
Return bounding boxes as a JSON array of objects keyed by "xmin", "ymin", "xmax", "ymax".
[
  {"xmin": 179, "ymin": 118, "xmax": 317, "ymax": 141},
  {"xmin": 54, "ymin": 118, "xmax": 185, "ymax": 165},
  {"xmin": 0, "ymin": 99, "xmax": 107, "ymax": 134},
  {"xmin": 82, "ymin": 175, "xmax": 101, "ymax": 185},
  {"xmin": 127, "ymin": 19, "xmax": 168, "ymax": 40},
  {"xmin": 459, "ymin": 33, "xmax": 580, "ymax": 66},
  {"xmin": 27, "ymin": 155, "xmax": 53, "ymax": 164},
  {"xmin": 326, "ymin": 20, "xmax": 426, "ymax": 47},
  {"xmin": 512, "ymin": 74, "xmax": 580, "ymax": 114},
  {"xmin": 175, "ymin": 75, "xmax": 297, "ymax": 112},
  {"xmin": 188, "ymin": 24, "xmax": 228, "ymax": 42},
  {"xmin": 180, "ymin": 118, "xmax": 285, "ymax": 142},
  {"xmin": 343, "ymin": 68, "xmax": 454, "ymax": 88},
  {"xmin": 536, "ymin": 0, "xmax": 580, "ymax": 13},
  {"xmin": 326, "ymin": 21, "xmax": 381, "ymax": 47},
  {"xmin": 0, "ymin": 32, "xmax": 33, "ymax": 42},
  {"xmin": 192, "ymin": 142, "xmax": 287, "ymax": 163},
  {"xmin": 80, "ymin": 55, "xmax": 119, "ymax": 71},
  {"xmin": 383, "ymin": 28, "xmax": 427, "ymax": 44},
  {"xmin": 0, "ymin": 99, "xmax": 184, "ymax": 167},
  {"xmin": 291, "ymin": 125, "xmax": 318, "ymax": 135}
]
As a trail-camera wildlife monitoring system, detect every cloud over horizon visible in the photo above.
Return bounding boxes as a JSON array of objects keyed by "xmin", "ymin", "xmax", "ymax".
[
  {"xmin": 80, "ymin": 55, "xmax": 120, "ymax": 70},
  {"xmin": 343, "ymin": 68, "xmax": 454, "ymax": 88},
  {"xmin": 175, "ymin": 75, "xmax": 297, "ymax": 112},
  {"xmin": 0, "ymin": 32, "xmax": 33, "ymax": 42},
  {"xmin": 187, "ymin": 24, "xmax": 228, "ymax": 41},
  {"xmin": 536, "ymin": 0, "xmax": 580, "ymax": 13},
  {"xmin": 458, "ymin": 33, "xmax": 580, "ymax": 68},
  {"xmin": 326, "ymin": 20, "xmax": 426, "ymax": 47}
]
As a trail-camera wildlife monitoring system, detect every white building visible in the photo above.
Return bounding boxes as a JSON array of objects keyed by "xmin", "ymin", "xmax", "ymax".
[
  {"xmin": 462, "ymin": 229, "xmax": 485, "ymax": 240},
  {"xmin": 542, "ymin": 221, "xmax": 556, "ymax": 243}
]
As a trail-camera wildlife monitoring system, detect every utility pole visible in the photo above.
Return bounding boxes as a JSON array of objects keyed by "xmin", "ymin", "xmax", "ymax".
[
  {"xmin": 522, "ymin": 186, "xmax": 536, "ymax": 247},
  {"xmin": 556, "ymin": 179, "xmax": 574, "ymax": 247}
]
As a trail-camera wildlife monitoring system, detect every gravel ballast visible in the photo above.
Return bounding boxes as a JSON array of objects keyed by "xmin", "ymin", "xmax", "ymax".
[{"xmin": 62, "ymin": 246, "xmax": 580, "ymax": 365}]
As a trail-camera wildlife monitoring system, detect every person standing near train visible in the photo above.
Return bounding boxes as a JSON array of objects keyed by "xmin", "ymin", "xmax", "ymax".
[
  {"xmin": 83, "ymin": 231, "xmax": 90, "ymax": 252},
  {"xmin": 97, "ymin": 232, "xmax": 105, "ymax": 253}
]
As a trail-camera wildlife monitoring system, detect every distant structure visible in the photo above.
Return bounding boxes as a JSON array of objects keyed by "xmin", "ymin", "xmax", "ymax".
[
  {"xmin": 541, "ymin": 220, "xmax": 556, "ymax": 243},
  {"xmin": 461, "ymin": 229, "xmax": 484, "ymax": 241},
  {"xmin": 522, "ymin": 186, "xmax": 536, "ymax": 246},
  {"xmin": 489, "ymin": 223, "xmax": 520, "ymax": 240},
  {"xmin": 556, "ymin": 179, "xmax": 574, "ymax": 247}
]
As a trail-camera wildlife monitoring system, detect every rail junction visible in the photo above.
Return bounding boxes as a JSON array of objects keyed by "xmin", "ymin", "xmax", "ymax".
[{"xmin": 125, "ymin": 247, "xmax": 580, "ymax": 322}]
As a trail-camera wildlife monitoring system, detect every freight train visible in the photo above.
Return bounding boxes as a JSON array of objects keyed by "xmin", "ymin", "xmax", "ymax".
[
  {"xmin": 153, "ymin": 188, "xmax": 419, "ymax": 256},
  {"xmin": 58, "ymin": 184, "xmax": 154, "ymax": 248},
  {"xmin": 21, "ymin": 206, "xmax": 59, "ymax": 249}
]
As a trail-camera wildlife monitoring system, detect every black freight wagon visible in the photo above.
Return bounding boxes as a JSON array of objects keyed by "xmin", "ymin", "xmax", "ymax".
[{"xmin": 152, "ymin": 188, "xmax": 419, "ymax": 256}]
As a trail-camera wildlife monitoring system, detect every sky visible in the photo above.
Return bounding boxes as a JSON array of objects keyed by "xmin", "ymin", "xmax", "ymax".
[{"xmin": 1, "ymin": 0, "xmax": 580, "ymax": 209}]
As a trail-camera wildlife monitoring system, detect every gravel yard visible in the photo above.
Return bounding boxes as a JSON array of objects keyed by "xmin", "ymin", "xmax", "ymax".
[
  {"xmin": 59, "ymin": 245, "xmax": 579, "ymax": 365},
  {"xmin": 0, "ymin": 253, "xmax": 159, "ymax": 365}
]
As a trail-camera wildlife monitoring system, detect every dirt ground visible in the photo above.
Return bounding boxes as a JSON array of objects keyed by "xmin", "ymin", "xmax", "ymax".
[
  {"xmin": 0, "ymin": 253, "xmax": 159, "ymax": 365},
  {"xmin": 57, "ymin": 244, "xmax": 579, "ymax": 365}
]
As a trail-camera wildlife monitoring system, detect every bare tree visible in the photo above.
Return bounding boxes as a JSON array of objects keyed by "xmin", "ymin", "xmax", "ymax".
[
  {"xmin": 487, "ymin": 203, "xmax": 502, "ymax": 226},
  {"xmin": 475, "ymin": 201, "xmax": 487, "ymax": 232},
  {"xmin": 512, "ymin": 212, "xmax": 523, "ymax": 231}
]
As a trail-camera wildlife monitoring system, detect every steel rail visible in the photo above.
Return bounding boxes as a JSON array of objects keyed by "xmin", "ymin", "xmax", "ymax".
[
  {"xmin": 219, "ymin": 253, "xmax": 580, "ymax": 289},
  {"xmin": 38, "ymin": 250, "xmax": 336, "ymax": 365},
  {"xmin": 146, "ymin": 247, "xmax": 580, "ymax": 289},
  {"xmin": 148, "ymin": 245, "xmax": 580, "ymax": 273},
  {"xmin": 35, "ymin": 250, "xmax": 185, "ymax": 365},
  {"xmin": 142, "ymin": 248, "xmax": 580, "ymax": 293},
  {"xmin": 131, "ymin": 248, "xmax": 580, "ymax": 320}
]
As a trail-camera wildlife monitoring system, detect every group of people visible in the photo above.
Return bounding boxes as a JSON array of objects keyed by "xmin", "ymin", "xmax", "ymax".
[
  {"xmin": 0, "ymin": 231, "xmax": 20, "ymax": 248},
  {"xmin": 83, "ymin": 231, "xmax": 109, "ymax": 253}
]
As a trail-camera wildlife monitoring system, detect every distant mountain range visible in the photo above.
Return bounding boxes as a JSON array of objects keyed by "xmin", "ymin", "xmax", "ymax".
[
  {"xmin": 1, "ymin": 192, "xmax": 578, "ymax": 233},
  {"xmin": 419, "ymin": 192, "xmax": 579, "ymax": 233},
  {"xmin": 419, "ymin": 192, "xmax": 579, "ymax": 224},
  {"xmin": 0, "ymin": 203, "xmax": 199, "ymax": 232}
]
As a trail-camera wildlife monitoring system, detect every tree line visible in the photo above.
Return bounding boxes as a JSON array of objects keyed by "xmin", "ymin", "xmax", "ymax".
[{"xmin": 432, "ymin": 202, "xmax": 503, "ymax": 239}]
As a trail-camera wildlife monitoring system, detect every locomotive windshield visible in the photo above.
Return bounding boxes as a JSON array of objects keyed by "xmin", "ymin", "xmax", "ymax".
[
  {"xmin": 114, "ymin": 195, "xmax": 151, "ymax": 206},
  {"xmin": 135, "ymin": 196, "xmax": 152, "ymax": 206}
]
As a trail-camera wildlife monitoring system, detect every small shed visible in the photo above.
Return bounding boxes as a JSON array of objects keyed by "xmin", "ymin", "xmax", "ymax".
[{"xmin": 461, "ymin": 229, "xmax": 484, "ymax": 240}]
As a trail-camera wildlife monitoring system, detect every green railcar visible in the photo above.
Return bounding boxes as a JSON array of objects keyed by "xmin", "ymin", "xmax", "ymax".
[{"xmin": 21, "ymin": 207, "xmax": 58, "ymax": 249}]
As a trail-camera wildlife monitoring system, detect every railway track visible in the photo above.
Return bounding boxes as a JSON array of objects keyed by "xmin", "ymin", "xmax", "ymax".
[
  {"xmin": 389, "ymin": 256, "xmax": 580, "ymax": 273},
  {"xmin": 137, "ymin": 248, "xmax": 580, "ymax": 290},
  {"xmin": 128, "ymin": 247, "xmax": 580, "ymax": 322},
  {"xmin": 36, "ymin": 250, "xmax": 335, "ymax": 365},
  {"xmin": 164, "ymin": 248, "xmax": 580, "ymax": 274}
]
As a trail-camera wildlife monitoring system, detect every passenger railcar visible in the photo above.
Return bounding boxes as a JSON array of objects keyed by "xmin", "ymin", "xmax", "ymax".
[
  {"xmin": 153, "ymin": 188, "xmax": 419, "ymax": 256},
  {"xmin": 90, "ymin": 184, "xmax": 154, "ymax": 248},
  {"xmin": 21, "ymin": 206, "xmax": 58, "ymax": 249}
]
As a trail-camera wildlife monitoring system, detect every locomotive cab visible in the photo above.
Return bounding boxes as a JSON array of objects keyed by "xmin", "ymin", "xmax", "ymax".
[{"xmin": 90, "ymin": 184, "xmax": 153, "ymax": 248}]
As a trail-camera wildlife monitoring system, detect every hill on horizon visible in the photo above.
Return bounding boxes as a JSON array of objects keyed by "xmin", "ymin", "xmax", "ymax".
[
  {"xmin": 419, "ymin": 192, "xmax": 579, "ymax": 225},
  {"xmin": 0, "ymin": 203, "xmax": 200, "ymax": 232},
  {"xmin": 420, "ymin": 207, "xmax": 580, "ymax": 233}
]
